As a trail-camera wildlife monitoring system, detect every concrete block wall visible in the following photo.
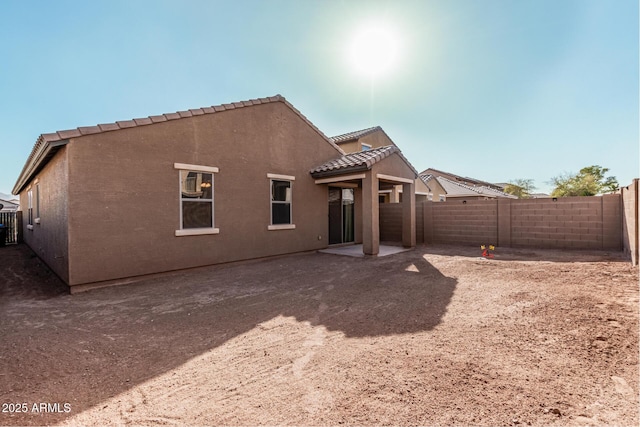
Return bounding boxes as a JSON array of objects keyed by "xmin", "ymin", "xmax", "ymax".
[
  {"xmin": 416, "ymin": 195, "xmax": 624, "ymax": 252},
  {"xmin": 425, "ymin": 199, "xmax": 497, "ymax": 246},
  {"xmin": 621, "ymin": 179, "xmax": 639, "ymax": 265},
  {"xmin": 509, "ymin": 196, "xmax": 619, "ymax": 250},
  {"xmin": 379, "ymin": 203, "xmax": 402, "ymax": 242},
  {"xmin": 379, "ymin": 203, "xmax": 424, "ymax": 244}
]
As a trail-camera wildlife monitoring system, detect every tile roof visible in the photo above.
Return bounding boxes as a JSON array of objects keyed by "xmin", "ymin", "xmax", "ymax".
[
  {"xmin": 419, "ymin": 174, "xmax": 434, "ymax": 184},
  {"xmin": 330, "ymin": 126, "xmax": 382, "ymax": 144},
  {"xmin": 436, "ymin": 176, "xmax": 517, "ymax": 198},
  {"xmin": 421, "ymin": 167, "xmax": 502, "ymax": 190},
  {"xmin": 310, "ymin": 145, "xmax": 399, "ymax": 178},
  {"xmin": 13, "ymin": 95, "xmax": 343, "ymax": 194}
]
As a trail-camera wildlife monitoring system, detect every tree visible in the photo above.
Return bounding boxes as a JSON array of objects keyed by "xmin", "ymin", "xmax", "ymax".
[
  {"xmin": 550, "ymin": 165, "xmax": 619, "ymax": 197},
  {"xmin": 503, "ymin": 179, "xmax": 536, "ymax": 199}
]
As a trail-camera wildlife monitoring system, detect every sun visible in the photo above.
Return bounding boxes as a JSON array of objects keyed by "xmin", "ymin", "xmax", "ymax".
[{"xmin": 347, "ymin": 22, "xmax": 401, "ymax": 79}]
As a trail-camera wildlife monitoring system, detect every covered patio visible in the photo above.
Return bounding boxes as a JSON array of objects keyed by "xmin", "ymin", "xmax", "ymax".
[{"xmin": 310, "ymin": 145, "xmax": 418, "ymax": 256}]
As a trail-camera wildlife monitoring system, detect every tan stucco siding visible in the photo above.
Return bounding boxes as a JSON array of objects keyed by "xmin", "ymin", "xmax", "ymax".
[
  {"xmin": 414, "ymin": 179, "xmax": 430, "ymax": 194},
  {"xmin": 372, "ymin": 152, "xmax": 417, "ymax": 181},
  {"xmin": 359, "ymin": 131, "xmax": 394, "ymax": 150},
  {"xmin": 20, "ymin": 147, "xmax": 70, "ymax": 282},
  {"xmin": 335, "ymin": 140, "xmax": 360, "ymax": 153},
  {"xmin": 66, "ymin": 102, "xmax": 341, "ymax": 286}
]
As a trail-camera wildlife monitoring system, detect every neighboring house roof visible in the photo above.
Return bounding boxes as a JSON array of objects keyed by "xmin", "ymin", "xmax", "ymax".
[
  {"xmin": 0, "ymin": 198, "xmax": 19, "ymax": 211},
  {"xmin": 13, "ymin": 95, "xmax": 344, "ymax": 195},
  {"xmin": 435, "ymin": 176, "xmax": 517, "ymax": 199},
  {"xmin": 421, "ymin": 167, "xmax": 502, "ymax": 190},
  {"xmin": 310, "ymin": 145, "xmax": 399, "ymax": 178},
  {"xmin": 331, "ymin": 126, "xmax": 383, "ymax": 144},
  {"xmin": 418, "ymin": 174, "xmax": 434, "ymax": 192}
]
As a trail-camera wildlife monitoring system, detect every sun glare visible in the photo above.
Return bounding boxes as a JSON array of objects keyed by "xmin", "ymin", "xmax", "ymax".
[{"xmin": 347, "ymin": 22, "xmax": 401, "ymax": 79}]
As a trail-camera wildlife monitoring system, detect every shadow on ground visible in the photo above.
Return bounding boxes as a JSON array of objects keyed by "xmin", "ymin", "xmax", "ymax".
[
  {"xmin": 0, "ymin": 244, "xmax": 456, "ymax": 425},
  {"xmin": 421, "ymin": 243, "xmax": 630, "ymax": 263}
]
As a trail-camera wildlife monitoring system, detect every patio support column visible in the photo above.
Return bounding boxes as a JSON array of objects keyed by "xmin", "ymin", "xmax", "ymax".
[
  {"xmin": 402, "ymin": 181, "xmax": 416, "ymax": 248},
  {"xmin": 390, "ymin": 185, "xmax": 400, "ymax": 203},
  {"xmin": 362, "ymin": 172, "xmax": 379, "ymax": 255}
]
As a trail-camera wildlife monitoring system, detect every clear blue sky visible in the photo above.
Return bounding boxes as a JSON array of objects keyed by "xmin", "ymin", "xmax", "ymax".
[{"xmin": 1, "ymin": 0, "xmax": 638, "ymax": 195}]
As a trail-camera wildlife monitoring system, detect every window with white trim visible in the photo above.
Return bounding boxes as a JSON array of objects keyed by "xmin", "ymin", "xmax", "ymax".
[
  {"xmin": 27, "ymin": 188, "xmax": 33, "ymax": 227},
  {"xmin": 35, "ymin": 183, "xmax": 40, "ymax": 222},
  {"xmin": 268, "ymin": 174, "xmax": 295, "ymax": 230},
  {"xmin": 174, "ymin": 163, "xmax": 219, "ymax": 236}
]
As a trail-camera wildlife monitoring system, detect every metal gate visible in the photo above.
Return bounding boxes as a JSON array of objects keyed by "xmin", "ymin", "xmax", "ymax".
[{"xmin": 0, "ymin": 211, "xmax": 17, "ymax": 244}]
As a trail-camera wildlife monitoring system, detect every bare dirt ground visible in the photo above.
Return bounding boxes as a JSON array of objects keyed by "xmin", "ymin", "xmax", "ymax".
[{"xmin": 0, "ymin": 243, "xmax": 638, "ymax": 426}]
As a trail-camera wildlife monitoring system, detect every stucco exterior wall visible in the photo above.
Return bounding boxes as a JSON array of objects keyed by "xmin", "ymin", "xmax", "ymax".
[
  {"xmin": 65, "ymin": 102, "xmax": 342, "ymax": 287},
  {"xmin": 335, "ymin": 140, "xmax": 360, "ymax": 153},
  {"xmin": 358, "ymin": 131, "xmax": 394, "ymax": 150},
  {"xmin": 372, "ymin": 153, "xmax": 416, "ymax": 182},
  {"xmin": 20, "ymin": 147, "xmax": 70, "ymax": 282}
]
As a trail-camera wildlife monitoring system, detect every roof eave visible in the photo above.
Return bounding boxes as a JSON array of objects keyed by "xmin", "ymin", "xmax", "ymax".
[
  {"xmin": 310, "ymin": 164, "xmax": 370, "ymax": 179},
  {"xmin": 12, "ymin": 139, "xmax": 69, "ymax": 194}
]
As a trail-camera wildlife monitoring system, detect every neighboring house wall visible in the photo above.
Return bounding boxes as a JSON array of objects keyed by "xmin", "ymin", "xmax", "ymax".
[
  {"xmin": 427, "ymin": 179, "xmax": 447, "ymax": 201},
  {"xmin": 24, "ymin": 101, "xmax": 343, "ymax": 288},
  {"xmin": 20, "ymin": 147, "xmax": 70, "ymax": 282},
  {"xmin": 417, "ymin": 196, "xmax": 623, "ymax": 250},
  {"xmin": 621, "ymin": 179, "xmax": 639, "ymax": 265},
  {"xmin": 0, "ymin": 199, "xmax": 19, "ymax": 212}
]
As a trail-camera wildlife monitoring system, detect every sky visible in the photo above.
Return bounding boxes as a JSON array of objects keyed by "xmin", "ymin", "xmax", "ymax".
[{"xmin": 0, "ymin": 0, "xmax": 638, "ymax": 196}]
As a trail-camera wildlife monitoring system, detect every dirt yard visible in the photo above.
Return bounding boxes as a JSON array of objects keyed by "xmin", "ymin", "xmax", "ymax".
[{"xmin": 0, "ymin": 243, "xmax": 638, "ymax": 426}]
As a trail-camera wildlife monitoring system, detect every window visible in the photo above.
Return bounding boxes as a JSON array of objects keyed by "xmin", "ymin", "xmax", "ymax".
[
  {"xmin": 174, "ymin": 163, "xmax": 219, "ymax": 236},
  {"xmin": 268, "ymin": 173, "xmax": 295, "ymax": 230},
  {"xmin": 27, "ymin": 188, "xmax": 33, "ymax": 229},
  {"xmin": 35, "ymin": 183, "xmax": 40, "ymax": 222},
  {"xmin": 361, "ymin": 143, "xmax": 372, "ymax": 151}
]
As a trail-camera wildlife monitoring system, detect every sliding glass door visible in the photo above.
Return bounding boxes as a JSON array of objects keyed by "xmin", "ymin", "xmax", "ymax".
[{"xmin": 328, "ymin": 187, "xmax": 354, "ymax": 245}]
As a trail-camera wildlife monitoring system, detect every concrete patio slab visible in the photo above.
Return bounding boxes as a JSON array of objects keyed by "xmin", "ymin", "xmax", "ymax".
[{"xmin": 318, "ymin": 244, "xmax": 412, "ymax": 257}]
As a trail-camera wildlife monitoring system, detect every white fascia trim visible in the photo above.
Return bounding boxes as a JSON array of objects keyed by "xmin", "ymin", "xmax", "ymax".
[
  {"xmin": 268, "ymin": 224, "xmax": 296, "ymax": 231},
  {"xmin": 174, "ymin": 163, "xmax": 219, "ymax": 173},
  {"xmin": 314, "ymin": 174, "xmax": 366, "ymax": 184},
  {"xmin": 415, "ymin": 191, "xmax": 429, "ymax": 195},
  {"xmin": 267, "ymin": 173, "xmax": 296, "ymax": 181},
  {"xmin": 175, "ymin": 228, "xmax": 220, "ymax": 237},
  {"xmin": 27, "ymin": 225, "xmax": 34, "ymax": 230},
  {"xmin": 376, "ymin": 173, "xmax": 414, "ymax": 184}
]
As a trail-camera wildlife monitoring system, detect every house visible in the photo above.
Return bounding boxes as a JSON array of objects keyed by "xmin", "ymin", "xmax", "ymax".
[
  {"xmin": 12, "ymin": 95, "xmax": 417, "ymax": 292},
  {"xmin": 0, "ymin": 198, "xmax": 19, "ymax": 212},
  {"xmin": 330, "ymin": 126, "xmax": 431, "ymax": 203},
  {"xmin": 419, "ymin": 168, "xmax": 516, "ymax": 201}
]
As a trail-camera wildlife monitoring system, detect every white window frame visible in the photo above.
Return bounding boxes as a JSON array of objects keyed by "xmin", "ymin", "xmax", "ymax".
[
  {"xmin": 34, "ymin": 182, "xmax": 40, "ymax": 224},
  {"xmin": 27, "ymin": 187, "xmax": 33, "ymax": 230},
  {"xmin": 174, "ymin": 163, "xmax": 220, "ymax": 236},
  {"xmin": 267, "ymin": 173, "xmax": 295, "ymax": 230}
]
